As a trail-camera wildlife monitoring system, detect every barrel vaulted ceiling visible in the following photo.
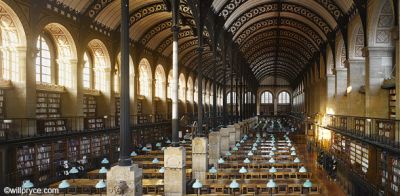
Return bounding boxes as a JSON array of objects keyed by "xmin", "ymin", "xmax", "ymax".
[{"xmin": 52, "ymin": 0, "xmax": 358, "ymax": 86}]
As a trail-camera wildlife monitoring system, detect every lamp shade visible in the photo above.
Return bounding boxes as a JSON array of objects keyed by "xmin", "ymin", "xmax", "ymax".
[
  {"xmin": 130, "ymin": 151, "xmax": 137, "ymax": 156},
  {"xmin": 181, "ymin": 140, "xmax": 186, "ymax": 144},
  {"xmin": 239, "ymin": 167, "xmax": 248, "ymax": 174},
  {"xmin": 253, "ymin": 143, "xmax": 258, "ymax": 147},
  {"xmin": 209, "ymin": 166, "xmax": 217, "ymax": 174},
  {"xmin": 248, "ymin": 151, "xmax": 254, "ymax": 156},
  {"xmin": 299, "ymin": 166, "xmax": 307, "ymax": 173},
  {"xmin": 229, "ymin": 180, "xmax": 240, "ymax": 189},
  {"xmin": 69, "ymin": 167, "xmax": 79, "ymax": 174},
  {"xmin": 58, "ymin": 180, "xmax": 70, "ymax": 189},
  {"xmin": 232, "ymin": 146, "xmax": 239, "ymax": 151},
  {"xmin": 166, "ymin": 139, "xmax": 171, "ymax": 144},
  {"xmin": 271, "ymin": 146, "xmax": 277, "ymax": 151},
  {"xmin": 192, "ymin": 179, "xmax": 203, "ymax": 189},
  {"xmin": 101, "ymin": 158, "xmax": 109, "ymax": 164},
  {"xmin": 99, "ymin": 167, "xmax": 108, "ymax": 174},
  {"xmin": 290, "ymin": 147, "xmax": 296, "ymax": 151},
  {"xmin": 293, "ymin": 157, "xmax": 301, "ymax": 163},
  {"xmin": 252, "ymin": 146, "xmax": 257, "ymax": 151},
  {"xmin": 240, "ymin": 140, "xmax": 244, "ymax": 144},
  {"xmin": 218, "ymin": 158, "xmax": 225, "ymax": 164},
  {"xmin": 269, "ymin": 166, "xmax": 277, "ymax": 173},
  {"xmin": 22, "ymin": 180, "xmax": 34, "ymax": 188},
  {"xmin": 267, "ymin": 179, "xmax": 277, "ymax": 188},
  {"xmin": 226, "ymin": 151, "xmax": 232, "ymax": 156},
  {"xmin": 95, "ymin": 180, "xmax": 106, "ymax": 189},
  {"xmin": 158, "ymin": 167, "xmax": 165, "ymax": 173},
  {"xmin": 142, "ymin": 147, "xmax": 150, "ymax": 151},
  {"xmin": 268, "ymin": 158, "xmax": 276, "ymax": 163},
  {"xmin": 303, "ymin": 179, "xmax": 313, "ymax": 188},
  {"xmin": 269, "ymin": 151, "xmax": 275, "ymax": 156},
  {"xmin": 243, "ymin": 158, "xmax": 251, "ymax": 164},
  {"xmin": 291, "ymin": 151, "xmax": 297, "ymax": 156},
  {"xmin": 156, "ymin": 142, "xmax": 162, "ymax": 147},
  {"xmin": 152, "ymin": 158, "xmax": 160, "ymax": 164},
  {"xmin": 236, "ymin": 143, "xmax": 241, "ymax": 147}
]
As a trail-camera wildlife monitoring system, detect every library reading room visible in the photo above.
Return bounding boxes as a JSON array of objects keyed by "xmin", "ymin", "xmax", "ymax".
[{"xmin": 0, "ymin": 0, "xmax": 400, "ymax": 195}]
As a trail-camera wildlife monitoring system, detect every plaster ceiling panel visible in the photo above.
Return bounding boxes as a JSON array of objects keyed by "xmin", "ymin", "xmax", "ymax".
[{"xmin": 56, "ymin": 0, "xmax": 93, "ymax": 13}]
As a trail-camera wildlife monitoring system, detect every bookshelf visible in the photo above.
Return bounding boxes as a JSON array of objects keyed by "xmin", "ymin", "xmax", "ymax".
[
  {"xmin": 392, "ymin": 157, "xmax": 400, "ymax": 194},
  {"xmin": 83, "ymin": 95, "xmax": 97, "ymax": 117},
  {"xmin": 339, "ymin": 117, "xmax": 347, "ymax": 129},
  {"xmin": 389, "ymin": 88, "xmax": 396, "ymax": 119},
  {"xmin": 380, "ymin": 151, "xmax": 389, "ymax": 192},
  {"xmin": 91, "ymin": 136, "xmax": 101, "ymax": 157},
  {"xmin": 101, "ymin": 135, "xmax": 110, "ymax": 156},
  {"xmin": 36, "ymin": 91, "xmax": 61, "ymax": 118},
  {"xmin": 354, "ymin": 118, "xmax": 365, "ymax": 134},
  {"xmin": 36, "ymin": 91, "xmax": 67, "ymax": 134},
  {"xmin": 0, "ymin": 121, "xmax": 10, "ymax": 140},
  {"xmin": 80, "ymin": 137, "xmax": 91, "ymax": 160},
  {"xmin": 67, "ymin": 139, "xmax": 79, "ymax": 162},
  {"xmin": 16, "ymin": 145, "xmax": 35, "ymax": 181},
  {"xmin": 84, "ymin": 118, "xmax": 104, "ymax": 130},
  {"xmin": 36, "ymin": 143, "xmax": 51, "ymax": 184},
  {"xmin": 376, "ymin": 121, "xmax": 394, "ymax": 140},
  {"xmin": 52, "ymin": 140, "xmax": 66, "ymax": 179},
  {"xmin": 115, "ymin": 97, "xmax": 120, "ymax": 126},
  {"xmin": 350, "ymin": 142, "xmax": 368, "ymax": 175},
  {"xmin": 0, "ymin": 89, "xmax": 5, "ymax": 118}
]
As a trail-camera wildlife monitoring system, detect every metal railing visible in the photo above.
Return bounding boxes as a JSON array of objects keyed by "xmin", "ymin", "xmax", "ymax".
[{"xmin": 324, "ymin": 114, "xmax": 400, "ymax": 150}]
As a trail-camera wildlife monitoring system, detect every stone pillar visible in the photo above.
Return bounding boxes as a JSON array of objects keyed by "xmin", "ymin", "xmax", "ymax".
[
  {"xmin": 227, "ymin": 125, "xmax": 236, "ymax": 147},
  {"xmin": 234, "ymin": 123, "xmax": 241, "ymax": 142},
  {"xmin": 335, "ymin": 67, "xmax": 347, "ymax": 115},
  {"xmin": 164, "ymin": 147, "xmax": 186, "ymax": 196},
  {"xmin": 106, "ymin": 165, "xmax": 143, "ymax": 195},
  {"xmin": 364, "ymin": 46, "xmax": 393, "ymax": 118},
  {"xmin": 220, "ymin": 127, "xmax": 230, "ymax": 154},
  {"xmin": 208, "ymin": 131, "xmax": 221, "ymax": 167},
  {"xmin": 192, "ymin": 137, "xmax": 208, "ymax": 182},
  {"xmin": 347, "ymin": 59, "xmax": 366, "ymax": 116}
]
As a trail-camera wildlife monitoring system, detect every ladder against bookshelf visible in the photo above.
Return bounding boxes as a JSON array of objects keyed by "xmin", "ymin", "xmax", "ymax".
[
  {"xmin": 376, "ymin": 121, "xmax": 395, "ymax": 140},
  {"xmin": 389, "ymin": 88, "xmax": 396, "ymax": 119}
]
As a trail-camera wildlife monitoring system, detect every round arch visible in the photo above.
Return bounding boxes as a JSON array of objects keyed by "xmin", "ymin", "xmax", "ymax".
[
  {"xmin": 154, "ymin": 64, "xmax": 166, "ymax": 98},
  {"xmin": 179, "ymin": 73, "xmax": 186, "ymax": 101},
  {"xmin": 138, "ymin": 58, "xmax": 152, "ymax": 97}
]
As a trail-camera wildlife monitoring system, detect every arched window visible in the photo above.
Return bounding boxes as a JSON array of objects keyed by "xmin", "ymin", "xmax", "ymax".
[
  {"xmin": 227, "ymin": 92, "xmax": 236, "ymax": 104},
  {"xmin": 179, "ymin": 73, "xmax": 186, "ymax": 101},
  {"xmin": 0, "ymin": 2, "xmax": 26, "ymax": 82},
  {"xmin": 278, "ymin": 91, "xmax": 290, "ymax": 104},
  {"xmin": 261, "ymin": 91, "xmax": 273, "ymax": 104},
  {"xmin": 167, "ymin": 70, "xmax": 173, "ymax": 99},
  {"xmin": 115, "ymin": 53, "xmax": 134, "ymax": 93},
  {"xmin": 87, "ymin": 40, "xmax": 109, "ymax": 91},
  {"xmin": 35, "ymin": 35, "xmax": 52, "ymax": 83},
  {"xmin": 244, "ymin": 92, "xmax": 252, "ymax": 103},
  {"xmin": 83, "ymin": 52, "xmax": 93, "ymax": 88},
  {"xmin": 139, "ymin": 59, "xmax": 151, "ymax": 97},
  {"xmin": 194, "ymin": 78, "xmax": 198, "ymax": 103},
  {"xmin": 187, "ymin": 77, "xmax": 193, "ymax": 102},
  {"xmin": 155, "ymin": 65, "xmax": 165, "ymax": 98}
]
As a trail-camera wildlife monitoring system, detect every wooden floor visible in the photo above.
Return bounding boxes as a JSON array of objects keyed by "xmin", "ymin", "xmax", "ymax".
[{"xmin": 300, "ymin": 143, "xmax": 346, "ymax": 196}]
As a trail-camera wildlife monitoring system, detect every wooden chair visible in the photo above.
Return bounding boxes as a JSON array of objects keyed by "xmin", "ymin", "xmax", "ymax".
[
  {"xmin": 277, "ymin": 185, "xmax": 287, "ymax": 194},
  {"xmin": 242, "ymin": 184, "xmax": 257, "ymax": 195},
  {"xmin": 210, "ymin": 184, "xmax": 225, "ymax": 194}
]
